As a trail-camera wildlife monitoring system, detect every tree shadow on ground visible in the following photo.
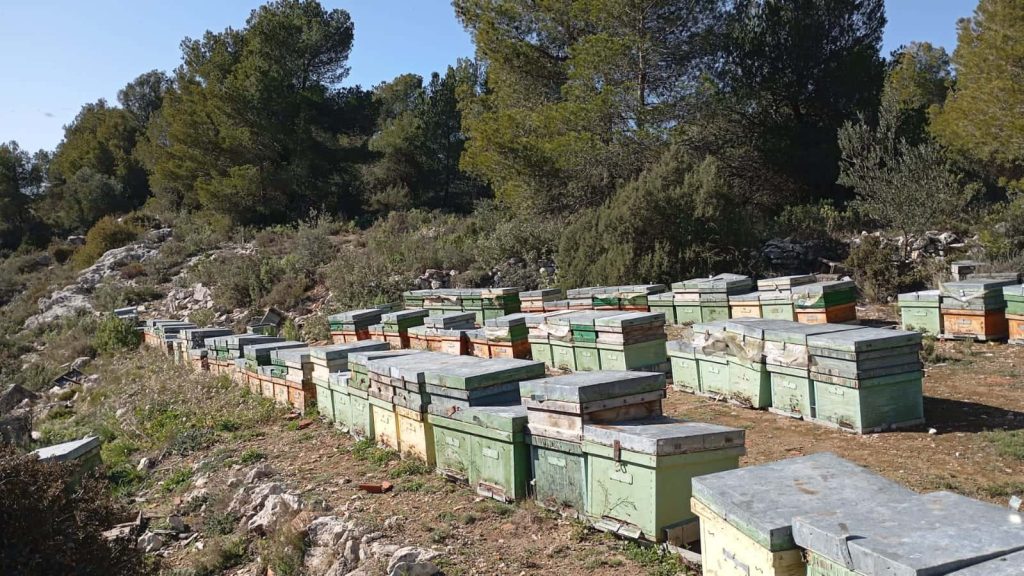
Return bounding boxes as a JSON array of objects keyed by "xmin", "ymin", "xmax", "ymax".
[{"xmin": 923, "ymin": 396, "xmax": 1024, "ymax": 434}]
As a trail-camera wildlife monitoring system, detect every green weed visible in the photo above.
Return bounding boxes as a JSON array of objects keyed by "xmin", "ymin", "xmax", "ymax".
[
  {"xmin": 162, "ymin": 467, "xmax": 193, "ymax": 493},
  {"xmin": 984, "ymin": 429, "xmax": 1024, "ymax": 461}
]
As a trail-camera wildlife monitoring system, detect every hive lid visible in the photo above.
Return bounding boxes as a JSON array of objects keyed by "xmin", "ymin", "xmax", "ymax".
[
  {"xmin": 942, "ymin": 278, "xmax": 1018, "ymax": 294},
  {"xmin": 594, "ymin": 312, "xmax": 665, "ymax": 328},
  {"xmin": 244, "ymin": 341, "xmax": 306, "ymax": 358},
  {"xmin": 762, "ymin": 323, "xmax": 865, "ymax": 345},
  {"xmin": 144, "ymin": 318, "xmax": 179, "ymax": 327},
  {"xmin": 518, "ymin": 371, "xmax": 665, "ymax": 404},
  {"xmin": 1003, "ymin": 285, "xmax": 1024, "ymax": 298},
  {"xmin": 729, "ymin": 292, "xmax": 763, "ymax": 303},
  {"xmin": 328, "ymin": 308, "xmax": 385, "ymax": 323},
  {"xmin": 424, "ymin": 312, "xmax": 477, "ymax": 327},
  {"xmin": 793, "ymin": 491, "xmax": 1024, "ymax": 575},
  {"xmin": 230, "ymin": 335, "xmax": 285, "ymax": 350},
  {"xmin": 791, "ymin": 280, "xmax": 857, "ymax": 296},
  {"xmin": 271, "ymin": 347, "xmax": 312, "ymax": 365},
  {"xmin": 565, "ymin": 310, "xmax": 625, "ymax": 328},
  {"xmin": 806, "ymin": 327, "xmax": 922, "ymax": 353},
  {"xmin": 381, "ymin": 309, "xmax": 429, "ymax": 322},
  {"xmin": 32, "ymin": 436, "xmax": 101, "ymax": 462},
  {"xmin": 691, "ymin": 453, "xmax": 917, "ymax": 552},
  {"xmin": 440, "ymin": 404, "xmax": 528, "ymax": 433},
  {"xmin": 898, "ymin": 290, "xmax": 942, "ymax": 303},
  {"xmin": 181, "ymin": 328, "xmax": 234, "ymax": 341},
  {"xmin": 757, "ymin": 275, "xmax": 817, "ymax": 291},
  {"xmin": 424, "ymin": 358, "xmax": 546, "ymax": 390},
  {"xmin": 583, "ymin": 418, "xmax": 744, "ymax": 456},
  {"xmin": 724, "ymin": 319, "xmax": 806, "ymax": 339},
  {"xmin": 520, "ymin": 288, "xmax": 562, "ymax": 298},
  {"xmin": 666, "ymin": 340, "xmax": 697, "ymax": 355},
  {"xmin": 309, "ymin": 340, "xmax": 391, "ymax": 361},
  {"xmin": 374, "ymin": 353, "xmax": 478, "ymax": 383},
  {"xmin": 484, "ymin": 313, "xmax": 531, "ymax": 328}
]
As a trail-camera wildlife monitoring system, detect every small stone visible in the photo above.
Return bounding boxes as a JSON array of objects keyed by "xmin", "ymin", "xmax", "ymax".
[
  {"xmin": 137, "ymin": 457, "xmax": 152, "ymax": 472},
  {"xmin": 928, "ymin": 428, "xmax": 938, "ymax": 435},
  {"xmin": 167, "ymin": 516, "xmax": 186, "ymax": 533},
  {"xmin": 244, "ymin": 463, "xmax": 274, "ymax": 484},
  {"xmin": 137, "ymin": 531, "xmax": 164, "ymax": 553}
]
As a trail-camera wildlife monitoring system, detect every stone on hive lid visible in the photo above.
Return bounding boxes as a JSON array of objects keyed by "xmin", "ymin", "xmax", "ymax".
[
  {"xmin": 583, "ymin": 418, "xmax": 744, "ymax": 456},
  {"xmin": 32, "ymin": 436, "xmax": 101, "ymax": 463},
  {"xmin": 690, "ymin": 453, "xmax": 917, "ymax": 552},
  {"xmin": 518, "ymin": 371, "xmax": 665, "ymax": 404},
  {"xmin": 793, "ymin": 491, "xmax": 1024, "ymax": 576}
]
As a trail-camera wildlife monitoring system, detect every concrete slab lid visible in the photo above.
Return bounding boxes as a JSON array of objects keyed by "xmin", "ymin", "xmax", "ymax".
[
  {"xmin": 547, "ymin": 310, "xmax": 598, "ymax": 326},
  {"xmin": 666, "ymin": 340, "xmax": 696, "ymax": 354},
  {"xmin": 949, "ymin": 549, "xmax": 1024, "ymax": 575},
  {"xmin": 806, "ymin": 327, "xmax": 922, "ymax": 352},
  {"xmin": 793, "ymin": 491, "xmax": 1024, "ymax": 576},
  {"xmin": 485, "ymin": 313, "xmax": 532, "ymax": 327},
  {"xmin": 381, "ymin": 309, "xmax": 429, "ymax": 322},
  {"xmin": 481, "ymin": 286, "xmax": 521, "ymax": 296},
  {"xmin": 757, "ymin": 274, "xmax": 817, "ymax": 290},
  {"xmin": 690, "ymin": 453, "xmax": 918, "ymax": 552},
  {"xmin": 567, "ymin": 310, "xmax": 628, "ymax": 327},
  {"xmin": 327, "ymin": 372, "xmax": 351, "ymax": 386},
  {"xmin": 328, "ymin": 308, "xmax": 384, "ymax": 322},
  {"xmin": 271, "ymin": 347, "xmax": 313, "ymax": 365},
  {"xmin": 791, "ymin": 280, "xmax": 857, "ymax": 295},
  {"xmin": 424, "ymin": 312, "xmax": 477, "ymax": 327},
  {"xmin": 583, "ymin": 418, "xmax": 745, "ymax": 456},
  {"xmin": 521, "ymin": 288, "xmax": 562, "ymax": 298},
  {"xmin": 1004, "ymin": 285, "xmax": 1024, "ymax": 298},
  {"xmin": 518, "ymin": 370, "xmax": 666, "ymax": 404},
  {"xmin": 309, "ymin": 340, "xmax": 392, "ymax": 361},
  {"xmin": 181, "ymin": 328, "xmax": 234, "ymax": 340},
  {"xmin": 243, "ymin": 341, "xmax": 306, "ymax": 357},
  {"xmin": 32, "ymin": 435, "xmax": 101, "ymax": 462},
  {"xmin": 762, "ymin": 322, "xmax": 866, "ymax": 344},
  {"xmin": 378, "ymin": 354, "xmax": 480, "ymax": 382}
]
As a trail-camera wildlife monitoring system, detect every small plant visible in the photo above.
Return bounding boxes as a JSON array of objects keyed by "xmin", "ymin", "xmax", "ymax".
[
  {"xmin": 190, "ymin": 308, "xmax": 216, "ymax": 328},
  {"xmin": 350, "ymin": 438, "xmax": 397, "ymax": 467},
  {"xmin": 622, "ymin": 541, "xmax": 686, "ymax": 576},
  {"xmin": 169, "ymin": 428, "xmax": 214, "ymax": 455},
  {"xmin": 302, "ymin": 314, "xmax": 331, "ymax": 342},
  {"xmin": 983, "ymin": 429, "xmax": 1024, "ymax": 461},
  {"xmin": 239, "ymin": 448, "xmax": 266, "ymax": 465},
  {"xmin": 459, "ymin": 512, "xmax": 477, "ymax": 525},
  {"xmin": 261, "ymin": 525, "xmax": 306, "ymax": 576},
  {"xmin": 436, "ymin": 511, "xmax": 456, "ymax": 523},
  {"xmin": 162, "ymin": 467, "xmax": 193, "ymax": 493},
  {"xmin": 281, "ymin": 318, "xmax": 301, "ymax": 342},
  {"xmin": 72, "ymin": 216, "xmax": 141, "ymax": 269},
  {"xmin": 388, "ymin": 459, "xmax": 432, "ymax": 478},
  {"xmin": 93, "ymin": 314, "xmax": 142, "ymax": 354},
  {"xmin": 429, "ymin": 526, "xmax": 452, "ymax": 544},
  {"xmin": 204, "ymin": 511, "xmax": 240, "ymax": 537}
]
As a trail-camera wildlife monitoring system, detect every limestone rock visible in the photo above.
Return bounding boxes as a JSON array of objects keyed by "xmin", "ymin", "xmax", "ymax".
[
  {"xmin": 0, "ymin": 384, "xmax": 38, "ymax": 416},
  {"xmin": 244, "ymin": 462, "xmax": 274, "ymax": 485},
  {"xmin": 0, "ymin": 408, "xmax": 32, "ymax": 447},
  {"xmin": 247, "ymin": 493, "xmax": 301, "ymax": 535},
  {"xmin": 229, "ymin": 481, "xmax": 284, "ymax": 516},
  {"xmin": 387, "ymin": 546, "xmax": 441, "ymax": 576},
  {"xmin": 137, "ymin": 531, "xmax": 164, "ymax": 553}
]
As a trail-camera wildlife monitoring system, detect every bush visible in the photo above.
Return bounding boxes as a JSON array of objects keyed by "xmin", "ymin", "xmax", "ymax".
[
  {"xmin": 72, "ymin": 217, "xmax": 141, "ymax": 269},
  {"xmin": 93, "ymin": 314, "xmax": 142, "ymax": 354},
  {"xmin": 191, "ymin": 254, "xmax": 281, "ymax": 310},
  {"xmin": 844, "ymin": 235, "xmax": 940, "ymax": 302},
  {"xmin": 301, "ymin": 315, "xmax": 330, "ymax": 342},
  {"xmin": 189, "ymin": 309, "xmax": 216, "ymax": 327},
  {"xmin": 0, "ymin": 444, "xmax": 150, "ymax": 575},
  {"xmin": 48, "ymin": 242, "xmax": 77, "ymax": 265}
]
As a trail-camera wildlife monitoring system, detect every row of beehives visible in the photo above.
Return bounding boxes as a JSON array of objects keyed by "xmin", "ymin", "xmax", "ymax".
[
  {"xmin": 669, "ymin": 319, "xmax": 925, "ymax": 434},
  {"xmin": 900, "ymin": 279, "xmax": 1024, "ymax": 343},
  {"xmin": 140, "ymin": 318, "xmax": 749, "ymax": 547},
  {"xmin": 399, "ymin": 273, "xmax": 860, "ymax": 325}
]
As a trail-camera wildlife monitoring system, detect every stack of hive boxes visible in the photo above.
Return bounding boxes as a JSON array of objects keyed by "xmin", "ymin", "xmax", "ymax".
[
  {"xmin": 378, "ymin": 309, "xmax": 428, "ymax": 349},
  {"xmin": 1006, "ymin": 285, "xmax": 1024, "ymax": 344},
  {"xmin": 940, "ymin": 278, "xmax": 1017, "ymax": 341},
  {"xmin": 153, "ymin": 321, "xmax": 197, "ymax": 355},
  {"xmin": 206, "ymin": 335, "xmax": 283, "ymax": 377},
  {"xmin": 691, "ymin": 453, "xmax": 918, "ymax": 576},
  {"xmin": 408, "ymin": 312, "xmax": 476, "ymax": 354},
  {"xmin": 520, "ymin": 289, "xmax": 562, "ymax": 312},
  {"xmin": 794, "ymin": 490, "xmax": 1024, "ymax": 576},
  {"xmin": 718, "ymin": 319, "xmax": 798, "ymax": 409},
  {"xmin": 671, "ymin": 274, "xmax": 753, "ymax": 325},
  {"xmin": 267, "ymin": 347, "xmax": 310, "ymax": 412},
  {"xmin": 805, "ymin": 327, "xmax": 924, "ymax": 433},
  {"xmin": 589, "ymin": 284, "xmax": 668, "ymax": 311},
  {"xmin": 422, "ymin": 290, "xmax": 466, "ymax": 317},
  {"xmin": 467, "ymin": 314, "xmax": 531, "ymax": 359},
  {"xmin": 328, "ymin": 308, "xmax": 387, "ymax": 343},
  {"xmin": 312, "ymin": 341, "xmax": 392, "ymax": 428},
  {"xmin": 141, "ymin": 319, "xmax": 177, "ymax": 349},
  {"xmin": 403, "ymin": 288, "xmax": 524, "ymax": 322},
  {"xmin": 728, "ymin": 274, "xmax": 817, "ymax": 320},
  {"xmin": 563, "ymin": 311, "xmax": 627, "ymax": 372},
  {"xmin": 243, "ymin": 341, "xmax": 305, "ymax": 400},
  {"xmin": 677, "ymin": 321, "xmax": 729, "ymax": 398},
  {"xmin": 529, "ymin": 311, "xmax": 668, "ymax": 373},
  {"xmin": 424, "ymin": 357, "xmax": 545, "ymax": 500},
  {"xmin": 176, "ymin": 328, "xmax": 234, "ymax": 370},
  {"xmin": 520, "ymin": 371, "xmax": 744, "ymax": 544},
  {"xmin": 791, "ymin": 280, "xmax": 858, "ymax": 324},
  {"xmin": 345, "ymin": 350, "xmax": 424, "ymax": 438},
  {"xmin": 898, "ymin": 289, "xmax": 943, "ymax": 335}
]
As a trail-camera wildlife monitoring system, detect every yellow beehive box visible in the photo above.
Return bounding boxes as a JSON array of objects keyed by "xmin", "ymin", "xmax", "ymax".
[
  {"xmin": 395, "ymin": 405, "xmax": 435, "ymax": 465},
  {"xmin": 370, "ymin": 396, "xmax": 399, "ymax": 450}
]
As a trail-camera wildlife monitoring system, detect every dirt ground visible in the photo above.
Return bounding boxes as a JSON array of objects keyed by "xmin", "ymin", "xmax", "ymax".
[{"xmin": 157, "ymin": 304, "xmax": 1024, "ymax": 575}]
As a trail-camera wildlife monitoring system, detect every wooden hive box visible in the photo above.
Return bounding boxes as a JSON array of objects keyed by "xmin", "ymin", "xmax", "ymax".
[
  {"xmin": 424, "ymin": 356, "xmax": 544, "ymax": 415},
  {"xmin": 327, "ymin": 373, "xmax": 352, "ymax": 429},
  {"xmin": 369, "ymin": 395, "xmax": 399, "ymax": 449},
  {"xmin": 667, "ymin": 341, "xmax": 701, "ymax": 394},
  {"xmin": 796, "ymin": 303, "xmax": 857, "ymax": 325},
  {"xmin": 691, "ymin": 453, "xmax": 917, "ymax": 576},
  {"xmin": 897, "ymin": 290, "xmax": 943, "ymax": 335},
  {"xmin": 519, "ymin": 371, "xmax": 666, "ymax": 442},
  {"xmin": 583, "ymin": 419, "xmax": 745, "ymax": 545},
  {"xmin": 757, "ymin": 275, "xmax": 816, "ymax": 292},
  {"xmin": 313, "ymin": 375, "xmax": 334, "ymax": 423},
  {"xmin": 729, "ymin": 292, "xmax": 763, "ymax": 319},
  {"xmin": 761, "ymin": 292, "xmax": 797, "ymax": 321},
  {"xmin": 942, "ymin": 308, "xmax": 1009, "ymax": 341},
  {"xmin": 396, "ymin": 405, "xmax": 435, "ymax": 465},
  {"xmin": 1009, "ymin": 314, "xmax": 1024, "ymax": 345},
  {"xmin": 793, "ymin": 491, "xmax": 1024, "ymax": 576},
  {"xmin": 648, "ymin": 293, "xmax": 677, "ymax": 324},
  {"xmin": 430, "ymin": 405, "xmax": 529, "ymax": 502},
  {"xmin": 720, "ymin": 320, "xmax": 802, "ymax": 409},
  {"xmin": 347, "ymin": 387, "xmax": 373, "ymax": 439},
  {"xmin": 526, "ymin": 431, "xmax": 588, "ymax": 517}
]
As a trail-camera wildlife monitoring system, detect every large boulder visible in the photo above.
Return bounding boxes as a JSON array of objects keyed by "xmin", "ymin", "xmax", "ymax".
[
  {"xmin": 386, "ymin": 546, "xmax": 441, "ymax": 576},
  {"xmin": 247, "ymin": 493, "xmax": 302, "ymax": 535},
  {"xmin": 0, "ymin": 408, "xmax": 32, "ymax": 447}
]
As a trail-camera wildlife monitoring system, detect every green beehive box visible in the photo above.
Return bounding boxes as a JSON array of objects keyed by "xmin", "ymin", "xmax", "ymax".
[
  {"xmin": 674, "ymin": 301, "xmax": 703, "ymax": 325},
  {"xmin": 428, "ymin": 414, "xmax": 474, "ymax": 482},
  {"xmin": 526, "ymin": 432, "xmax": 588, "ymax": 516},
  {"xmin": 551, "ymin": 341, "xmax": 578, "ymax": 371},
  {"xmin": 328, "ymin": 373, "xmax": 352, "ymax": 429},
  {"xmin": 726, "ymin": 356, "xmax": 772, "ymax": 409},
  {"xmin": 768, "ymin": 368, "xmax": 814, "ymax": 419},
  {"xmin": 347, "ymin": 388, "xmax": 373, "ymax": 439},
  {"xmin": 702, "ymin": 304, "xmax": 731, "ymax": 322},
  {"xmin": 574, "ymin": 342, "xmax": 602, "ymax": 371},
  {"xmin": 760, "ymin": 298, "xmax": 796, "ymax": 321},
  {"xmin": 315, "ymin": 377, "xmax": 334, "ymax": 423},
  {"xmin": 811, "ymin": 371, "xmax": 924, "ymax": 433},
  {"xmin": 583, "ymin": 420, "xmax": 745, "ymax": 542},
  {"xmin": 1003, "ymin": 285, "xmax": 1024, "ymax": 315},
  {"xmin": 434, "ymin": 405, "xmax": 529, "ymax": 502},
  {"xmin": 792, "ymin": 281, "xmax": 858, "ymax": 309},
  {"xmin": 597, "ymin": 339, "xmax": 667, "ymax": 371},
  {"xmin": 667, "ymin": 341, "xmax": 700, "ymax": 394},
  {"xmin": 529, "ymin": 338, "xmax": 553, "ymax": 366},
  {"xmin": 898, "ymin": 290, "xmax": 943, "ymax": 334},
  {"xmin": 694, "ymin": 351, "xmax": 729, "ymax": 397},
  {"xmin": 648, "ymin": 294, "xmax": 677, "ymax": 324}
]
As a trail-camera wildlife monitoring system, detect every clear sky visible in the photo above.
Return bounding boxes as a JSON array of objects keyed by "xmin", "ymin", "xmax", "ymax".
[{"xmin": 0, "ymin": 0, "xmax": 977, "ymax": 153}]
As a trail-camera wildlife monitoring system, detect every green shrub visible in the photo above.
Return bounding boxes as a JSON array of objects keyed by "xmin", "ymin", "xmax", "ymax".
[
  {"xmin": 845, "ymin": 236, "xmax": 939, "ymax": 302},
  {"xmin": 0, "ymin": 444, "xmax": 150, "ymax": 574},
  {"xmin": 280, "ymin": 319, "xmax": 301, "ymax": 342},
  {"xmin": 301, "ymin": 315, "xmax": 330, "ymax": 342},
  {"xmin": 239, "ymin": 448, "xmax": 266, "ymax": 465},
  {"xmin": 72, "ymin": 217, "xmax": 141, "ymax": 269},
  {"xmin": 189, "ymin": 309, "xmax": 216, "ymax": 328},
  {"xmin": 93, "ymin": 314, "xmax": 142, "ymax": 354},
  {"xmin": 48, "ymin": 242, "xmax": 77, "ymax": 265}
]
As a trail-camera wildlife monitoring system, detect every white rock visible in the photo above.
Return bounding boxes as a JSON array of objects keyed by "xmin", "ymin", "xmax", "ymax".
[
  {"xmin": 344, "ymin": 539, "xmax": 360, "ymax": 563},
  {"xmin": 70, "ymin": 357, "xmax": 91, "ymax": 370},
  {"xmin": 137, "ymin": 531, "xmax": 164, "ymax": 553},
  {"xmin": 244, "ymin": 462, "xmax": 274, "ymax": 484},
  {"xmin": 371, "ymin": 542, "xmax": 400, "ymax": 561},
  {"xmin": 387, "ymin": 546, "xmax": 441, "ymax": 576},
  {"xmin": 306, "ymin": 516, "xmax": 351, "ymax": 548},
  {"xmin": 247, "ymin": 493, "xmax": 301, "ymax": 535},
  {"xmin": 228, "ymin": 481, "xmax": 283, "ymax": 516},
  {"xmin": 137, "ymin": 457, "xmax": 152, "ymax": 472},
  {"xmin": 30, "ymin": 431, "xmax": 42, "ymax": 441}
]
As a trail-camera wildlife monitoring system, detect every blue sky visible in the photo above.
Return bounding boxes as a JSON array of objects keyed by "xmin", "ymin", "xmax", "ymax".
[{"xmin": 1, "ymin": 0, "xmax": 977, "ymax": 153}]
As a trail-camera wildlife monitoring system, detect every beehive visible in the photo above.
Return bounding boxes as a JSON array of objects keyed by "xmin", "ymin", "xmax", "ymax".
[
  {"xmin": 526, "ymin": 431, "xmax": 588, "ymax": 516},
  {"xmin": 667, "ymin": 341, "xmax": 700, "ymax": 394},
  {"xmin": 369, "ymin": 395, "xmax": 399, "ymax": 449},
  {"xmin": 793, "ymin": 491, "xmax": 1024, "ymax": 576},
  {"xmin": 424, "ymin": 357, "xmax": 545, "ymax": 416},
  {"xmin": 728, "ymin": 292, "xmax": 763, "ymax": 319},
  {"xmin": 757, "ymin": 275, "xmax": 816, "ymax": 291},
  {"xmin": 940, "ymin": 278, "xmax": 1017, "ymax": 340},
  {"xmin": 691, "ymin": 453, "xmax": 917, "ymax": 576},
  {"xmin": 327, "ymin": 372, "xmax": 352, "ymax": 429},
  {"xmin": 719, "ymin": 320, "xmax": 798, "ymax": 409},
  {"xmin": 792, "ymin": 281, "xmax": 858, "ymax": 325},
  {"xmin": 583, "ymin": 419, "xmax": 744, "ymax": 544},
  {"xmin": 648, "ymin": 293, "xmax": 677, "ymax": 324},
  {"xmin": 328, "ymin": 308, "xmax": 387, "ymax": 343},
  {"xmin": 672, "ymin": 274, "xmax": 754, "ymax": 324},
  {"xmin": 897, "ymin": 290, "xmax": 943, "ymax": 335},
  {"xmin": 520, "ymin": 371, "xmax": 666, "ymax": 443},
  {"xmin": 595, "ymin": 312, "xmax": 668, "ymax": 372},
  {"xmin": 520, "ymin": 289, "xmax": 563, "ymax": 313},
  {"xmin": 428, "ymin": 405, "xmax": 529, "ymax": 502}
]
